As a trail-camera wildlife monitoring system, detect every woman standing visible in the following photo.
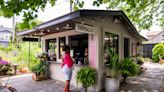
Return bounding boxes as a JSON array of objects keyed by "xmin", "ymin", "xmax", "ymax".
[{"xmin": 61, "ymin": 46, "xmax": 73, "ymax": 92}]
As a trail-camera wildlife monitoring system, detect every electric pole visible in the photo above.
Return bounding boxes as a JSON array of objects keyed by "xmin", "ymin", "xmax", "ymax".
[
  {"xmin": 69, "ymin": 0, "xmax": 73, "ymax": 12},
  {"xmin": 12, "ymin": 15, "xmax": 15, "ymax": 43}
]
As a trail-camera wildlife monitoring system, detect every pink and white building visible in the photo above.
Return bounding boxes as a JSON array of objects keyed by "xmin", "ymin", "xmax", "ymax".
[{"xmin": 18, "ymin": 10, "xmax": 146, "ymax": 91}]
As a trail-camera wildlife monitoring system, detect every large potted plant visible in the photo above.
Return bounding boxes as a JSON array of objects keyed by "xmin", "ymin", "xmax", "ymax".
[
  {"xmin": 120, "ymin": 58, "xmax": 140, "ymax": 83},
  {"xmin": 105, "ymin": 48, "xmax": 121, "ymax": 92},
  {"xmin": 0, "ymin": 60, "xmax": 13, "ymax": 76},
  {"xmin": 37, "ymin": 52, "xmax": 49, "ymax": 61},
  {"xmin": 159, "ymin": 55, "xmax": 164, "ymax": 64},
  {"xmin": 31, "ymin": 62, "xmax": 47, "ymax": 81},
  {"xmin": 76, "ymin": 67, "xmax": 96, "ymax": 92}
]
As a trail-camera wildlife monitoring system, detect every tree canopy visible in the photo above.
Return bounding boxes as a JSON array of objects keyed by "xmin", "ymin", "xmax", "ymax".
[
  {"xmin": 16, "ymin": 20, "xmax": 42, "ymax": 31},
  {"xmin": 0, "ymin": 0, "xmax": 163, "ymax": 30},
  {"xmin": 93, "ymin": 0, "xmax": 164, "ymax": 30}
]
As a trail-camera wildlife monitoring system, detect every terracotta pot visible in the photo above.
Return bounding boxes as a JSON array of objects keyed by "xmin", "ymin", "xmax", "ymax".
[
  {"xmin": 20, "ymin": 67, "xmax": 28, "ymax": 73},
  {"xmin": 159, "ymin": 59, "xmax": 164, "ymax": 64}
]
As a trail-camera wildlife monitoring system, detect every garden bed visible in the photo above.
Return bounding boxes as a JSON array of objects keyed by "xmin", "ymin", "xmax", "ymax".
[{"xmin": 0, "ymin": 60, "xmax": 13, "ymax": 76}]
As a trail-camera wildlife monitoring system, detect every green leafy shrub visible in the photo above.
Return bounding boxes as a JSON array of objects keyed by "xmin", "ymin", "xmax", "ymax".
[
  {"xmin": 136, "ymin": 57, "xmax": 144, "ymax": 65},
  {"xmin": 144, "ymin": 58, "xmax": 151, "ymax": 62},
  {"xmin": 152, "ymin": 43, "xmax": 164, "ymax": 62},
  {"xmin": 37, "ymin": 52, "xmax": 49, "ymax": 61},
  {"xmin": 31, "ymin": 62, "xmax": 47, "ymax": 75},
  {"xmin": 120, "ymin": 58, "xmax": 140, "ymax": 82},
  {"xmin": 76, "ymin": 67, "xmax": 96, "ymax": 92},
  {"xmin": 106, "ymin": 48, "xmax": 121, "ymax": 78},
  {"xmin": 14, "ymin": 42, "xmax": 41, "ymax": 69},
  {"xmin": 0, "ymin": 61, "xmax": 13, "ymax": 76}
]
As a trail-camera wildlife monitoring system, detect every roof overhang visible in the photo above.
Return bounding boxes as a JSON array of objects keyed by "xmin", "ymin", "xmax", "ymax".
[{"xmin": 18, "ymin": 9, "xmax": 144, "ymax": 40}]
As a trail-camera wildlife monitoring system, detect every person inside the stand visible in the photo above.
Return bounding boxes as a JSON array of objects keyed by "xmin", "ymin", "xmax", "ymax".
[
  {"xmin": 84, "ymin": 48, "xmax": 89, "ymax": 65},
  {"xmin": 61, "ymin": 46, "xmax": 73, "ymax": 92}
]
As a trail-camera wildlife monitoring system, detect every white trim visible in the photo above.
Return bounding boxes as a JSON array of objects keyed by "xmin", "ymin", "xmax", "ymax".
[
  {"xmin": 56, "ymin": 37, "xmax": 59, "ymax": 60},
  {"xmin": 66, "ymin": 36, "xmax": 69, "ymax": 44},
  {"xmin": 103, "ymin": 28, "xmax": 121, "ymax": 36},
  {"xmin": 42, "ymin": 30, "xmax": 83, "ymax": 40}
]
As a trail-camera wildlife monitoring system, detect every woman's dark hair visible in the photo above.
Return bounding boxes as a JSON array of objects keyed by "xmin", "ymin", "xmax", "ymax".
[{"xmin": 63, "ymin": 45, "xmax": 70, "ymax": 52}]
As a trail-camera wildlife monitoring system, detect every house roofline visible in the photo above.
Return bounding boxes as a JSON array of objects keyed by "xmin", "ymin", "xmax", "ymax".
[
  {"xmin": 149, "ymin": 30, "xmax": 164, "ymax": 40},
  {"xmin": 18, "ymin": 9, "xmax": 144, "ymax": 40}
]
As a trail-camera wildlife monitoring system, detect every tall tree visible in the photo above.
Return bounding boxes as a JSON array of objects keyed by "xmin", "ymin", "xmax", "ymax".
[
  {"xmin": 0, "ymin": 0, "xmax": 163, "ymax": 30},
  {"xmin": 16, "ymin": 20, "xmax": 42, "ymax": 31},
  {"xmin": 93, "ymin": 0, "xmax": 164, "ymax": 30}
]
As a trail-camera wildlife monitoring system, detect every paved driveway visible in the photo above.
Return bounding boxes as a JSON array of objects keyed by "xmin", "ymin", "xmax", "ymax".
[
  {"xmin": 2, "ymin": 74, "xmax": 84, "ymax": 92},
  {"xmin": 1, "ymin": 62, "xmax": 164, "ymax": 92},
  {"xmin": 120, "ymin": 62, "xmax": 164, "ymax": 92}
]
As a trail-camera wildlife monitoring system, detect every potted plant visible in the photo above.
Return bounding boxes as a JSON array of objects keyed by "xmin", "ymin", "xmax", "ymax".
[
  {"xmin": 105, "ymin": 48, "xmax": 121, "ymax": 92},
  {"xmin": 120, "ymin": 58, "xmax": 140, "ymax": 83},
  {"xmin": 31, "ymin": 62, "xmax": 47, "ymax": 81},
  {"xmin": 76, "ymin": 67, "xmax": 96, "ymax": 92},
  {"xmin": 20, "ymin": 66, "xmax": 29, "ymax": 73},
  {"xmin": 0, "ymin": 60, "xmax": 13, "ymax": 76},
  {"xmin": 159, "ymin": 55, "xmax": 164, "ymax": 64},
  {"xmin": 37, "ymin": 52, "xmax": 49, "ymax": 61}
]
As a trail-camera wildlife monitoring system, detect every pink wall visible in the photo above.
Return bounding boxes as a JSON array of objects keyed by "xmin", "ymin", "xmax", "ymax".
[{"xmin": 88, "ymin": 34, "xmax": 97, "ymax": 68}]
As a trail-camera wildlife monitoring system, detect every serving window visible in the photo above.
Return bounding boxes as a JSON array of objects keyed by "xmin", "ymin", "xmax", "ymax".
[
  {"xmin": 68, "ymin": 34, "xmax": 88, "ymax": 65},
  {"xmin": 46, "ymin": 39, "xmax": 57, "ymax": 61},
  {"xmin": 45, "ymin": 34, "xmax": 88, "ymax": 65},
  {"xmin": 59, "ymin": 37, "xmax": 66, "ymax": 58}
]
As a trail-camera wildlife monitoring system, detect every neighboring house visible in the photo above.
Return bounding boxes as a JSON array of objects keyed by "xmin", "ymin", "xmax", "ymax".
[
  {"xmin": 143, "ymin": 30, "xmax": 164, "ymax": 58},
  {"xmin": 147, "ymin": 31, "xmax": 162, "ymax": 40},
  {"xmin": 0, "ymin": 26, "xmax": 12, "ymax": 47},
  {"xmin": 18, "ymin": 10, "xmax": 146, "ymax": 91},
  {"xmin": 146, "ymin": 31, "xmax": 164, "ymax": 44}
]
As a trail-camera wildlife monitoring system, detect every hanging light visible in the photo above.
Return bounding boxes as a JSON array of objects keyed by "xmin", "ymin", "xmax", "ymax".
[
  {"xmin": 56, "ymin": 27, "xmax": 59, "ymax": 30},
  {"xmin": 92, "ymin": 18, "xmax": 95, "ymax": 23},
  {"xmin": 81, "ymin": 19, "xmax": 84, "ymax": 24},
  {"xmin": 63, "ymin": 23, "xmax": 72, "ymax": 30},
  {"xmin": 38, "ymin": 29, "xmax": 45, "ymax": 35},
  {"xmin": 47, "ymin": 29, "xmax": 50, "ymax": 32},
  {"xmin": 29, "ymin": 34, "xmax": 33, "ymax": 38},
  {"xmin": 113, "ymin": 18, "xmax": 120, "ymax": 24},
  {"xmin": 40, "ymin": 31, "xmax": 44, "ymax": 35},
  {"xmin": 66, "ymin": 23, "xmax": 69, "ymax": 27},
  {"xmin": 34, "ymin": 33, "xmax": 37, "ymax": 35},
  {"xmin": 101, "ymin": 17, "xmax": 104, "ymax": 22}
]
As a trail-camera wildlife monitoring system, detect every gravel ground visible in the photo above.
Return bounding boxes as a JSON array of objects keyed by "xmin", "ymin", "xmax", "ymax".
[
  {"xmin": 1, "ymin": 74, "xmax": 87, "ymax": 92},
  {"xmin": 119, "ymin": 62, "xmax": 164, "ymax": 92},
  {"xmin": 1, "ymin": 62, "xmax": 164, "ymax": 92}
]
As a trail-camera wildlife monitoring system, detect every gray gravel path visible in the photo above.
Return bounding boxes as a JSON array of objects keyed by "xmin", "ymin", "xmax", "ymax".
[
  {"xmin": 1, "ymin": 62, "xmax": 163, "ymax": 92},
  {"xmin": 1, "ymin": 74, "xmax": 86, "ymax": 92},
  {"xmin": 119, "ymin": 62, "xmax": 164, "ymax": 92}
]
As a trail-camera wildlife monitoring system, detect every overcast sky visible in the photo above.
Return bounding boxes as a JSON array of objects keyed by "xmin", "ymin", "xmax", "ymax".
[{"xmin": 0, "ymin": 0, "xmax": 162, "ymax": 37}]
